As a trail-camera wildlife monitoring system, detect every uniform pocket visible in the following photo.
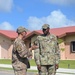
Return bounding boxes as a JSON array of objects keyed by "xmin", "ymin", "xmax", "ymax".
[
  {"xmin": 40, "ymin": 54, "xmax": 48, "ymax": 65},
  {"xmin": 12, "ymin": 62, "xmax": 27, "ymax": 71}
]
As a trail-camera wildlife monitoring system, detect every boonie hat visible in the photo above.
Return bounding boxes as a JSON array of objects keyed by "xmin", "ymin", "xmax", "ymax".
[
  {"xmin": 42, "ymin": 24, "xmax": 50, "ymax": 29},
  {"xmin": 16, "ymin": 26, "xmax": 26, "ymax": 33}
]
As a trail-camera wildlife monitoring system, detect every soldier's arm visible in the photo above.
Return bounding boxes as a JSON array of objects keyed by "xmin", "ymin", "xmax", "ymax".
[
  {"xmin": 16, "ymin": 41, "xmax": 32, "ymax": 58},
  {"xmin": 34, "ymin": 48, "xmax": 40, "ymax": 65},
  {"xmin": 55, "ymin": 36, "xmax": 60, "ymax": 64},
  {"xmin": 34, "ymin": 37, "xmax": 41, "ymax": 65}
]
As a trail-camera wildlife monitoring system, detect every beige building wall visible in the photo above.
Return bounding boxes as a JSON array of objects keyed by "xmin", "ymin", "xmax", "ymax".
[
  {"xmin": 0, "ymin": 35, "xmax": 13, "ymax": 59},
  {"xmin": 59, "ymin": 35, "xmax": 75, "ymax": 60},
  {"xmin": 0, "ymin": 33, "xmax": 75, "ymax": 60},
  {"xmin": 0, "ymin": 45, "xmax": 1, "ymax": 58},
  {"xmin": 59, "ymin": 42, "xmax": 66, "ymax": 60},
  {"xmin": 64, "ymin": 35, "xmax": 75, "ymax": 60},
  {"xmin": 8, "ymin": 44, "xmax": 13, "ymax": 59}
]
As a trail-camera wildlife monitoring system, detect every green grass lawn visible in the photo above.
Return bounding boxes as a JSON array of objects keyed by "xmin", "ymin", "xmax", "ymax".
[
  {"xmin": 0, "ymin": 59, "xmax": 12, "ymax": 64},
  {"xmin": 0, "ymin": 59, "xmax": 75, "ymax": 69},
  {"xmin": 29, "ymin": 59, "xmax": 36, "ymax": 66},
  {"xmin": 59, "ymin": 60, "xmax": 75, "ymax": 69}
]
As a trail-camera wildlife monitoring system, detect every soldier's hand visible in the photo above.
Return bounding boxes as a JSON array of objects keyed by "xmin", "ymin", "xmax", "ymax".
[
  {"xmin": 28, "ymin": 56, "xmax": 32, "ymax": 60},
  {"xmin": 29, "ymin": 45, "xmax": 38, "ymax": 51},
  {"xmin": 37, "ymin": 65, "xmax": 41, "ymax": 70},
  {"xmin": 31, "ymin": 45, "xmax": 38, "ymax": 50},
  {"xmin": 55, "ymin": 64, "xmax": 59, "ymax": 70}
]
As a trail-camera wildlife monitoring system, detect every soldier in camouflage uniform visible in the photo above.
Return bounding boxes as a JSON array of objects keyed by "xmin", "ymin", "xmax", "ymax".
[
  {"xmin": 12, "ymin": 26, "xmax": 36, "ymax": 75},
  {"xmin": 34, "ymin": 24, "xmax": 60, "ymax": 75}
]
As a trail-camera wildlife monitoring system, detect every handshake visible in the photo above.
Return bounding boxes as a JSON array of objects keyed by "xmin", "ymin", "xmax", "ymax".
[
  {"xmin": 28, "ymin": 41, "xmax": 38, "ymax": 59},
  {"xmin": 29, "ymin": 44, "xmax": 38, "ymax": 51},
  {"xmin": 29, "ymin": 40, "xmax": 39, "ymax": 51}
]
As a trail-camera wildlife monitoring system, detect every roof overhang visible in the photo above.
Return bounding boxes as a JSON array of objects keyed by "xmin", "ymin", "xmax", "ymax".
[{"xmin": 25, "ymin": 31, "xmax": 41, "ymax": 40}]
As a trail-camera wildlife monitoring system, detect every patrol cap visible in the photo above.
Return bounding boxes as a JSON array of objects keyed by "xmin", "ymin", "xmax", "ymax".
[
  {"xmin": 16, "ymin": 26, "xmax": 27, "ymax": 34},
  {"xmin": 42, "ymin": 24, "xmax": 50, "ymax": 29}
]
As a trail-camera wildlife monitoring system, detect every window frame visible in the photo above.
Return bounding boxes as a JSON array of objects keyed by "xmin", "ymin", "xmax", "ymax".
[{"xmin": 70, "ymin": 41, "xmax": 75, "ymax": 53}]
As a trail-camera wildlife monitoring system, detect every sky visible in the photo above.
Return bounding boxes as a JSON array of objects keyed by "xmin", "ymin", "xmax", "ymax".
[{"xmin": 0, "ymin": 0, "xmax": 75, "ymax": 31}]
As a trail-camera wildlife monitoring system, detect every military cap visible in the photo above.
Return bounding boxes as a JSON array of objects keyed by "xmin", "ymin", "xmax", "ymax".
[
  {"xmin": 16, "ymin": 26, "xmax": 26, "ymax": 33},
  {"xmin": 42, "ymin": 24, "xmax": 50, "ymax": 29}
]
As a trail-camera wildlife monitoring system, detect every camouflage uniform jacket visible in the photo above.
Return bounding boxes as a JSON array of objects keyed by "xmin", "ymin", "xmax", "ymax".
[
  {"xmin": 34, "ymin": 34, "xmax": 60, "ymax": 65},
  {"xmin": 12, "ymin": 37, "xmax": 32, "ymax": 71}
]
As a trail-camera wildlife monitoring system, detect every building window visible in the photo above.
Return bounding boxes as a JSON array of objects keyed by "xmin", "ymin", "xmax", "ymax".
[{"xmin": 70, "ymin": 41, "xmax": 75, "ymax": 53}]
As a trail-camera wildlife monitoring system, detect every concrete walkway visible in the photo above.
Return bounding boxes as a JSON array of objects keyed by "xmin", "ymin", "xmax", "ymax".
[{"xmin": 0, "ymin": 64, "xmax": 75, "ymax": 75}]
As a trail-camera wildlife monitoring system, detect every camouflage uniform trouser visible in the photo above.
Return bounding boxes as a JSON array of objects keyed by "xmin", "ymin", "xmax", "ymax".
[
  {"xmin": 38, "ymin": 65, "xmax": 56, "ymax": 75},
  {"xmin": 14, "ymin": 69, "xmax": 27, "ymax": 75}
]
